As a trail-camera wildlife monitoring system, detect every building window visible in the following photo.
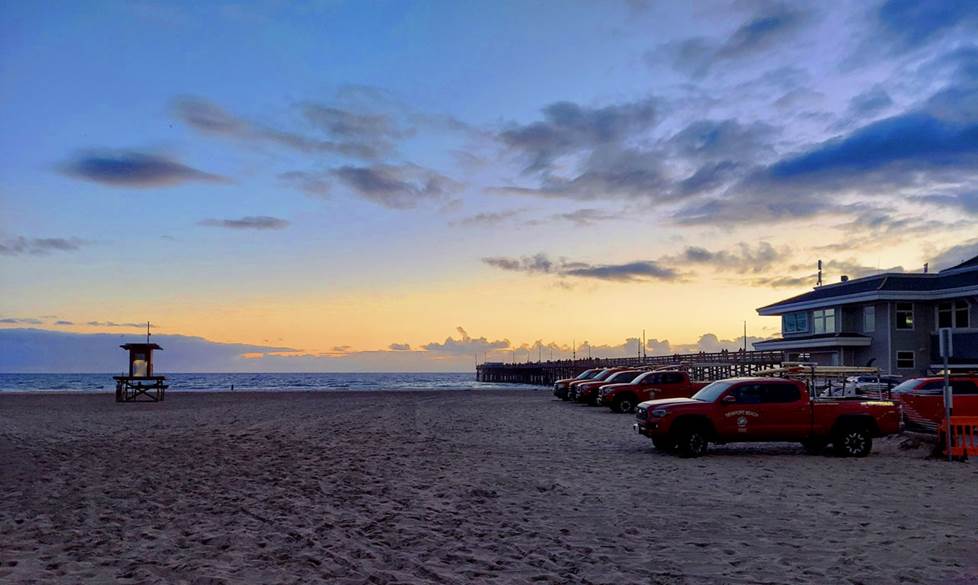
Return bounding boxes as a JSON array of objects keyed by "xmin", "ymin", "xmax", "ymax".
[
  {"xmin": 937, "ymin": 300, "xmax": 970, "ymax": 329},
  {"xmin": 863, "ymin": 306, "xmax": 875, "ymax": 333},
  {"xmin": 782, "ymin": 311, "xmax": 809, "ymax": 334},
  {"xmin": 812, "ymin": 308, "xmax": 836, "ymax": 334},
  {"xmin": 896, "ymin": 302, "xmax": 914, "ymax": 330},
  {"xmin": 896, "ymin": 351, "xmax": 915, "ymax": 369}
]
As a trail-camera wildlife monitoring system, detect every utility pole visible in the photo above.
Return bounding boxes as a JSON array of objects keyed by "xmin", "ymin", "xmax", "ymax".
[
  {"xmin": 572, "ymin": 339, "xmax": 576, "ymax": 361},
  {"xmin": 743, "ymin": 321, "xmax": 747, "ymax": 352},
  {"xmin": 643, "ymin": 329, "xmax": 646, "ymax": 359}
]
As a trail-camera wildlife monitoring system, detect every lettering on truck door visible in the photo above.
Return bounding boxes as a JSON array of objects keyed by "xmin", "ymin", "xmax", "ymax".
[{"xmin": 716, "ymin": 383, "xmax": 761, "ymax": 439}]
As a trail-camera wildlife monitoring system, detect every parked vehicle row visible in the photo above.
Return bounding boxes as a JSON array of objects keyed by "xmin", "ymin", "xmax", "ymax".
[
  {"xmin": 553, "ymin": 366, "xmax": 705, "ymax": 413},
  {"xmin": 552, "ymin": 365, "xmax": 978, "ymax": 458}
]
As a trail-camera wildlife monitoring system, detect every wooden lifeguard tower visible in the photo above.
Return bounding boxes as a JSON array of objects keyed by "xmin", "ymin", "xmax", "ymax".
[{"xmin": 114, "ymin": 323, "xmax": 167, "ymax": 401}]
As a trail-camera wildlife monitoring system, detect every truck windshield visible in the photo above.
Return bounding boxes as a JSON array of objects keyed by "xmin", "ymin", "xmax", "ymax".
[
  {"xmin": 592, "ymin": 370, "xmax": 614, "ymax": 381},
  {"xmin": 633, "ymin": 371, "xmax": 653, "ymax": 383},
  {"xmin": 890, "ymin": 379, "xmax": 921, "ymax": 394},
  {"xmin": 607, "ymin": 371, "xmax": 640, "ymax": 383},
  {"xmin": 575, "ymin": 369, "xmax": 598, "ymax": 380},
  {"xmin": 691, "ymin": 381, "xmax": 735, "ymax": 402}
]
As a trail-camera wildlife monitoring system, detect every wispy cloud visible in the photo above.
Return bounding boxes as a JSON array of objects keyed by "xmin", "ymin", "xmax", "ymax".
[
  {"xmin": 451, "ymin": 209, "xmax": 525, "ymax": 227},
  {"xmin": 0, "ymin": 236, "xmax": 89, "ymax": 256},
  {"xmin": 482, "ymin": 253, "xmax": 680, "ymax": 283},
  {"xmin": 198, "ymin": 216, "xmax": 290, "ymax": 230},
  {"xmin": 332, "ymin": 164, "xmax": 461, "ymax": 209},
  {"xmin": 659, "ymin": 5, "xmax": 812, "ymax": 76},
  {"xmin": 0, "ymin": 317, "xmax": 45, "ymax": 325},
  {"xmin": 172, "ymin": 96, "xmax": 382, "ymax": 160},
  {"xmin": 278, "ymin": 170, "xmax": 331, "ymax": 196},
  {"xmin": 498, "ymin": 97, "xmax": 657, "ymax": 175}
]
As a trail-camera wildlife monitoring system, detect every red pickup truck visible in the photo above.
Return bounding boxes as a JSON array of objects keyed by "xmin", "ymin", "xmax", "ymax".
[
  {"xmin": 597, "ymin": 370, "xmax": 708, "ymax": 414},
  {"xmin": 574, "ymin": 369, "xmax": 643, "ymax": 405},
  {"xmin": 634, "ymin": 377, "xmax": 903, "ymax": 457},
  {"xmin": 566, "ymin": 367, "xmax": 629, "ymax": 401},
  {"xmin": 553, "ymin": 368, "xmax": 603, "ymax": 400},
  {"xmin": 893, "ymin": 375, "xmax": 978, "ymax": 432}
]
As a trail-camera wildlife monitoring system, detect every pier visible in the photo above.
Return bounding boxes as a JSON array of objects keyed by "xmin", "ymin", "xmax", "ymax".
[{"xmin": 476, "ymin": 350, "xmax": 784, "ymax": 386}]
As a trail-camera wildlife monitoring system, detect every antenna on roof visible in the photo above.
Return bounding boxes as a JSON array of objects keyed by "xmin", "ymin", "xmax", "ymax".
[
  {"xmin": 146, "ymin": 321, "xmax": 151, "ymax": 344},
  {"xmin": 816, "ymin": 259, "xmax": 823, "ymax": 288},
  {"xmin": 923, "ymin": 262, "xmax": 929, "ymax": 273}
]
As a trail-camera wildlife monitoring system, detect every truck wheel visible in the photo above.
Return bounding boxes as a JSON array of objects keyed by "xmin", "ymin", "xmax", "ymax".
[
  {"xmin": 652, "ymin": 437, "xmax": 674, "ymax": 452},
  {"xmin": 800, "ymin": 439, "xmax": 827, "ymax": 454},
  {"xmin": 614, "ymin": 395, "xmax": 636, "ymax": 414},
  {"xmin": 675, "ymin": 426, "xmax": 708, "ymax": 458},
  {"xmin": 833, "ymin": 426, "xmax": 872, "ymax": 457}
]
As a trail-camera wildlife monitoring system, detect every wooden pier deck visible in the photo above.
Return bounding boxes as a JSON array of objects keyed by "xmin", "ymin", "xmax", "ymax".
[{"xmin": 475, "ymin": 350, "xmax": 784, "ymax": 386}]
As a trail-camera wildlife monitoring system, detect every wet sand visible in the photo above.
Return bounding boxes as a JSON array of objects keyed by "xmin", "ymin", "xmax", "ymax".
[{"xmin": 1, "ymin": 390, "xmax": 976, "ymax": 585}]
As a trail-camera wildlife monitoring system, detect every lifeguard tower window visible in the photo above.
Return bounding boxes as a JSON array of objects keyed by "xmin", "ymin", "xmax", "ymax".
[{"xmin": 132, "ymin": 353, "xmax": 148, "ymax": 377}]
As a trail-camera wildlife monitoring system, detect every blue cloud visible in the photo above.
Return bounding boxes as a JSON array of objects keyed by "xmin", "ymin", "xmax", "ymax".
[
  {"xmin": 768, "ymin": 112, "xmax": 978, "ymax": 180},
  {"xmin": 61, "ymin": 150, "xmax": 226, "ymax": 187},
  {"xmin": 877, "ymin": 0, "xmax": 978, "ymax": 52},
  {"xmin": 847, "ymin": 86, "xmax": 893, "ymax": 118}
]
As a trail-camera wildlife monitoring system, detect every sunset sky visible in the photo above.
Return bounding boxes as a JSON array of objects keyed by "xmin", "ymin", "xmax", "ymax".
[{"xmin": 2, "ymin": 0, "xmax": 978, "ymax": 371}]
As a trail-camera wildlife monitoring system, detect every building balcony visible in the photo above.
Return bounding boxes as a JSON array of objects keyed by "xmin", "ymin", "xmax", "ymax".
[{"xmin": 754, "ymin": 332, "xmax": 872, "ymax": 351}]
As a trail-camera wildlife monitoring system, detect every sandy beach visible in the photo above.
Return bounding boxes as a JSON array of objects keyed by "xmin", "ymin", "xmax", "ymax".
[{"xmin": 1, "ymin": 389, "xmax": 976, "ymax": 585}]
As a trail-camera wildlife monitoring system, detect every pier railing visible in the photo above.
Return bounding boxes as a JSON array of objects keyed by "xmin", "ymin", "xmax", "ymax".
[{"xmin": 475, "ymin": 350, "xmax": 784, "ymax": 386}]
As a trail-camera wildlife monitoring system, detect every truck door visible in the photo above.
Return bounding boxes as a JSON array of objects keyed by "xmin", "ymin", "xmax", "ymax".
[
  {"xmin": 717, "ymin": 382, "xmax": 765, "ymax": 439},
  {"xmin": 758, "ymin": 383, "xmax": 809, "ymax": 439},
  {"xmin": 656, "ymin": 372, "xmax": 686, "ymax": 399},
  {"xmin": 720, "ymin": 382, "xmax": 807, "ymax": 439}
]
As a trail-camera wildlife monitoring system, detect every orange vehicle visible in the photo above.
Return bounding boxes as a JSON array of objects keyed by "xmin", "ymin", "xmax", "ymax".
[{"xmin": 894, "ymin": 375, "xmax": 978, "ymax": 432}]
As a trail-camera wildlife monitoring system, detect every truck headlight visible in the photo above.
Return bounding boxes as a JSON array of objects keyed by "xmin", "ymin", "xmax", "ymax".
[{"xmin": 651, "ymin": 409, "xmax": 669, "ymax": 418}]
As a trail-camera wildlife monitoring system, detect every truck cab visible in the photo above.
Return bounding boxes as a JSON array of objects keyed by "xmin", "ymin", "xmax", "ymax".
[
  {"xmin": 553, "ymin": 368, "xmax": 603, "ymax": 400},
  {"xmin": 597, "ymin": 369, "xmax": 707, "ymax": 413},
  {"xmin": 574, "ymin": 369, "xmax": 643, "ymax": 405},
  {"xmin": 567, "ymin": 367, "xmax": 628, "ymax": 401}
]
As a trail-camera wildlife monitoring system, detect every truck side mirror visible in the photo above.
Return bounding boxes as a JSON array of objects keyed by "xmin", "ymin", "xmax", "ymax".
[{"xmin": 721, "ymin": 395, "xmax": 737, "ymax": 404}]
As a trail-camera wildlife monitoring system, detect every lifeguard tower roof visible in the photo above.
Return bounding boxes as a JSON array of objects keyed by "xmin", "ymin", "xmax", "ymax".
[{"xmin": 120, "ymin": 343, "xmax": 162, "ymax": 351}]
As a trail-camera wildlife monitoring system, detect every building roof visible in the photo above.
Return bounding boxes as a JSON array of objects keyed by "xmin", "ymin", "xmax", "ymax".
[
  {"xmin": 757, "ymin": 254, "xmax": 978, "ymax": 315},
  {"xmin": 120, "ymin": 343, "xmax": 162, "ymax": 351}
]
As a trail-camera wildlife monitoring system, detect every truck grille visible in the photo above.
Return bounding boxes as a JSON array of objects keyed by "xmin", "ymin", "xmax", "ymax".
[{"xmin": 636, "ymin": 407, "xmax": 647, "ymax": 421}]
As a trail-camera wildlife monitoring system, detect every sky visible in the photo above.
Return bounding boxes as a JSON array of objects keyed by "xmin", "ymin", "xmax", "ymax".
[{"xmin": 2, "ymin": 0, "xmax": 978, "ymax": 372}]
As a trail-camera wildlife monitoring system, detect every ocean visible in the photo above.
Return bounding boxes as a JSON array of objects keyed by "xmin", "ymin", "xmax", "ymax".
[{"xmin": 0, "ymin": 372, "xmax": 539, "ymax": 393}]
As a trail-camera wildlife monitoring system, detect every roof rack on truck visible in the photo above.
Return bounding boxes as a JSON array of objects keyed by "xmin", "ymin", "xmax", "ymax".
[{"xmin": 754, "ymin": 364, "xmax": 890, "ymax": 398}]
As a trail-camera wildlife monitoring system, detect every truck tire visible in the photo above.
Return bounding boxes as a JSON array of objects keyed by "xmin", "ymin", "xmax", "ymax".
[
  {"xmin": 800, "ymin": 438, "xmax": 827, "ymax": 454},
  {"xmin": 613, "ymin": 394, "xmax": 636, "ymax": 414},
  {"xmin": 674, "ymin": 425, "xmax": 709, "ymax": 458},
  {"xmin": 833, "ymin": 426, "xmax": 872, "ymax": 457},
  {"xmin": 652, "ymin": 437, "xmax": 674, "ymax": 452}
]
